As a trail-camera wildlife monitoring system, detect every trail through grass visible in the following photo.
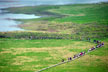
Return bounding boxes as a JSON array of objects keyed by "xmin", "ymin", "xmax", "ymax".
[{"xmin": 0, "ymin": 38, "xmax": 108, "ymax": 72}]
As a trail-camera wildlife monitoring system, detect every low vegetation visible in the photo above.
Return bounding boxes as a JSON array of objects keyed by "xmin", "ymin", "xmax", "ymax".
[
  {"xmin": 6, "ymin": 3, "xmax": 108, "ymax": 39},
  {"xmin": 0, "ymin": 38, "xmax": 108, "ymax": 72},
  {"xmin": 0, "ymin": 3, "xmax": 108, "ymax": 72}
]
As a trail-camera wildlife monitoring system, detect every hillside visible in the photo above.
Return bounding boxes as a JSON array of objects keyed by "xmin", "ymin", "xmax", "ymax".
[{"xmin": 6, "ymin": 3, "xmax": 108, "ymax": 38}]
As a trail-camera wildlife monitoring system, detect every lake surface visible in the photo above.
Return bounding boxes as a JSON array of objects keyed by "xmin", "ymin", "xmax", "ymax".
[
  {"xmin": 0, "ymin": 13, "xmax": 40, "ymax": 32},
  {"xmin": 0, "ymin": 0, "xmax": 108, "ymax": 32}
]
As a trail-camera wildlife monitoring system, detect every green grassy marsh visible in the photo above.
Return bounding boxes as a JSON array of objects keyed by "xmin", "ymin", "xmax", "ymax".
[
  {"xmin": 0, "ymin": 3, "xmax": 108, "ymax": 72},
  {"xmin": 6, "ymin": 3, "xmax": 108, "ymax": 38},
  {"xmin": 0, "ymin": 38, "xmax": 108, "ymax": 72}
]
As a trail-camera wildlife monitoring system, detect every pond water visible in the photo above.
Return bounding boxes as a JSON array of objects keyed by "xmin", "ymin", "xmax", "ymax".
[
  {"xmin": 0, "ymin": 13, "xmax": 40, "ymax": 32},
  {"xmin": 0, "ymin": 0, "xmax": 107, "ymax": 32}
]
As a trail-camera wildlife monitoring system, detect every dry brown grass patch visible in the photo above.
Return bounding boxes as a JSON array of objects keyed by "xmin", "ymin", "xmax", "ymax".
[
  {"xmin": 77, "ymin": 55, "xmax": 108, "ymax": 66},
  {"xmin": 63, "ymin": 52, "xmax": 76, "ymax": 58},
  {"xmin": 20, "ymin": 65, "xmax": 38, "ymax": 71},
  {"xmin": 12, "ymin": 56, "xmax": 37, "ymax": 65},
  {"xmin": 44, "ymin": 57, "xmax": 52, "ymax": 60},
  {"xmin": 0, "ymin": 51, "xmax": 12, "ymax": 54},
  {"xmin": 65, "ymin": 14, "xmax": 85, "ymax": 16}
]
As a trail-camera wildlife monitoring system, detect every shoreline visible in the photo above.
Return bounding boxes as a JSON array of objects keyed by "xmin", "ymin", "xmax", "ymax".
[
  {"xmin": 0, "ymin": 7, "xmax": 41, "ymax": 32},
  {"xmin": 0, "ymin": 3, "xmax": 107, "ymax": 39},
  {"xmin": 2, "ymin": 5, "xmax": 65, "ymax": 32}
]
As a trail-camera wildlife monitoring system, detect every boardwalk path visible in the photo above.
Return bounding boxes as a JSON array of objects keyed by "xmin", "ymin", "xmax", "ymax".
[
  {"xmin": 35, "ymin": 41, "xmax": 102, "ymax": 72},
  {"xmin": 35, "ymin": 52, "xmax": 90, "ymax": 72}
]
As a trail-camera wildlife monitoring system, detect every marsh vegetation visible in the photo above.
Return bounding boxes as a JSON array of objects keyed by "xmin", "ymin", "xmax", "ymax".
[{"xmin": 0, "ymin": 2, "xmax": 108, "ymax": 72}]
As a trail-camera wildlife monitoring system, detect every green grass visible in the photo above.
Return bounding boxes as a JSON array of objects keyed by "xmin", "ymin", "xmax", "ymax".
[
  {"xmin": 43, "ymin": 39, "xmax": 108, "ymax": 72},
  {"xmin": 0, "ymin": 38, "xmax": 108, "ymax": 72},
  {"xmin": 0, "ymin": 39, "xmax": 75, "ymax": 48},
  {"xmin": 8, "ymin": 3, "xmax": 108, "ymax": 24},
  {"xmin": 6, "ymin": 3, "xmax": 108, "ymax": 39},
  {"xmin": 0, "ymin": 38, "xmax": 104, "ymax": 72},
  {"xmin": 53, "ymin": 4, "xmax": 108, "ymax": 24},
  {"xmin": 0, "ymin": 3, "xmax": 108, "ymax": 72}
]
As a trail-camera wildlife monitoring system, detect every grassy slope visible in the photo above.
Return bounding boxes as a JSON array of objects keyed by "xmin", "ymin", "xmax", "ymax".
[
  {"xmin": 7, "ymin": 3, "xmax": 108, "ymax": 38},
  {"xmin": 0, "ymin": 38, "xmax": 108, "ymax": 72},
  {"xmin": 44, "ymin": 38, "xmax": 108, "ymax": 72},
  {"xmin": 0, "ymin": 3, "xmax": 108, "ymax": 72},
  {"xmin": 7, "ymin": 4, "xmax": 108, "ymax": 24}
]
